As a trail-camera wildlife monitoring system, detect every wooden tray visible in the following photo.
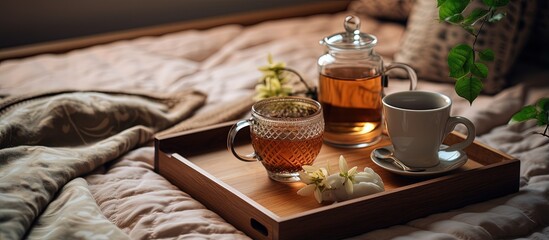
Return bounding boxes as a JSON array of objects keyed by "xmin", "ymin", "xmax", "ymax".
[{"xmin": 154, "ymin": 121, "xmax": 519, "ymax": 240}]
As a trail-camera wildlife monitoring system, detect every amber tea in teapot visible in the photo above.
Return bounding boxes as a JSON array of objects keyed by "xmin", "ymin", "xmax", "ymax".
[{"xmin": 319, "ymin": 67, "xmax": 383, "ymax": 146}]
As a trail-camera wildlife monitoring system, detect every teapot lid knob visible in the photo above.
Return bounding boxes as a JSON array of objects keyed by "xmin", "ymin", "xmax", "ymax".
[
  {"xmin": 320, "ymin": 15, "xmax": 377, "ymax": 49},
  {"xmin": 344, "ymin": 15, "xmax": 361, "ymax": 35}
]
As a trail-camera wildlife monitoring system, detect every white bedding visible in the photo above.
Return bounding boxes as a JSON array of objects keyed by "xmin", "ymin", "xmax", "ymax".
[{"xmin": 1, "ymin": 10, "xmax": 548, "ymax": 240}]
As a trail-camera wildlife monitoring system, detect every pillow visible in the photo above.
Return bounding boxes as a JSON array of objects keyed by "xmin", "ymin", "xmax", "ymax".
[
  {"xmin": 393, "ymin": 0, "xmax": 538, "ymax": 94},
  {"xmin": 348, "ymin": 0, "xmax": 415, "ymax": 21}
]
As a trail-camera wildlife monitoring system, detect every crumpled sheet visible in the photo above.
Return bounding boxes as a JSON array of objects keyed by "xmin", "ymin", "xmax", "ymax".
[{"xmin": 1, "ymin": 10, "xmax": 548, "ymax": 240}]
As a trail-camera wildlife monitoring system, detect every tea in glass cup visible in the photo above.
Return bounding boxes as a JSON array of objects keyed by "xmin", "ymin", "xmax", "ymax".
[{"xmin": 227, "ymin": 97, "xmax": 324, "ymax": 182}]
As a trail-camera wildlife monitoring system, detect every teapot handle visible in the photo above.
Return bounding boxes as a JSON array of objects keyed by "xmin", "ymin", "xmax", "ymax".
[{"xmin": 385, "ymin": 63, "xmax": 418, "ymax": 91}]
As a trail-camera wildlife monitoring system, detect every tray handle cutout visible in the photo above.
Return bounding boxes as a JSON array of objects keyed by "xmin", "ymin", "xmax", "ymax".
[{"xmin": 251, "ymin": 218, "xmax": 268, "ymax": 237}]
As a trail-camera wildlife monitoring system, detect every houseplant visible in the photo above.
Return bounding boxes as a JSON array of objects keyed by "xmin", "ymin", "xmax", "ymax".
[{"xmin": 438, "ymin": 0, "xmax": 548, "ymax": 138}]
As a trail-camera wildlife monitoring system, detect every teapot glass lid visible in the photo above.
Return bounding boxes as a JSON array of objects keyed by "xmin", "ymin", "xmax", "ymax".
[{"xmin": 320, "ymin": 15, "xmax": 377, "ymax": 50}]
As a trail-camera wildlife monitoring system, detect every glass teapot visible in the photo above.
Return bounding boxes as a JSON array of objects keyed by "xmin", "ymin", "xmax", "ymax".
[{"xmin": 318, "ymin": 15, "xmax": 417, "ymax": 148}]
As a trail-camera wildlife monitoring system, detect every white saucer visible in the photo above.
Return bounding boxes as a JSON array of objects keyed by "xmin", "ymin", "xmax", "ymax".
[{"xmin": 370, "ymin": 145, "xmax": 468, "ymax": 177}]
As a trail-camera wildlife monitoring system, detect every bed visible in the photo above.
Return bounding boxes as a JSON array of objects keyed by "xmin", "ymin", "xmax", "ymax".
[{"xmin": 1, "ymin": 0, "xmax": 548, "ymax": 239}]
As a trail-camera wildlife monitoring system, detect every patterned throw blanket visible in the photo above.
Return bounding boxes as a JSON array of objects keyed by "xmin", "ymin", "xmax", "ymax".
[{"xmin": 0, "ymin": 90, "xmax": 210, "ymax": 239}]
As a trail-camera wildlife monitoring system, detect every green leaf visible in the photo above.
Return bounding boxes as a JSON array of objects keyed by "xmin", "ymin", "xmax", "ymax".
[
  {"xmin": 455, "ymin": 75, "xmax": 483, "ymax": 104},
  {"xmin": 448, "ymin": 44, "xmax": 474, "ymax": 78},
  {"xmin": 483, "ymin": 0, "xmax": 509, "ymax": 7},
  {"xmin": 463, "ymin": 8, "xmax": 490, "ymax": 25},
  {"xmin": 536, "ymin": 98, "xmax": 549, "ymax": 111},
  {"xmin": 489, "ymin": 12, "xmax": 506, "ymax": 22},
  {"xmin": 479, "ymin": 49, "xmax": 495, "ymax": 61},
  {"xmin": 536, "ymin": 98, "xmax": 549, "ymax": 125},
  {"xmin": 437, "ymin": 0, "xmax": 447, "ymax": 7},
  {"xmin": 537, "ymin": 112, "xmax": 549, "ymax": 125},
  {"xmin": 445, "ymin": 13, "xmax": 464, "ymax": 24},
  {"xmin": 439, "ymin": 0, "xmax": 470, "ymax": 20},
  {"xmin": 510, "ymin": 98, "xmax": 549, "ymax": 125},
  {"xmin": 510, "ymin": 105, "xmax": 538, "ymax": 123},
  {"xmin": 471, "ymin": 62, "xmax": 488, "ymax": 78}
]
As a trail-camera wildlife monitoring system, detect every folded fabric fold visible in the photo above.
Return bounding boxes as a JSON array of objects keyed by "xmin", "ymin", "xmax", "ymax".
[{"xmin": 0, "ymin": 90, "xmax": 206, "ymax": 239}]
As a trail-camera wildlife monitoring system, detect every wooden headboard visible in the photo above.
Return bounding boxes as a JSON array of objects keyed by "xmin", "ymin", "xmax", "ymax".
[{"xmin": 0, "ymin": 1, "xmax": 351, "ymax": 61}]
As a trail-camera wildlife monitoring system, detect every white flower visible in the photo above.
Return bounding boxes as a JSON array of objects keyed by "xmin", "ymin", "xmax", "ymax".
[
  {"xmin": 297, "ymin": 165, "xmax": 331, "ymax": 203},
  {"xmin": 338, "ymin": 155, "xmax": 358, "ymax": 195},
  {"xmin": 355, "ymin": 167, "xmax": 385, "ymax": 190},
  {"xmin": 297, "ymin": 155, "xmax": 385, "ymax": 203}
]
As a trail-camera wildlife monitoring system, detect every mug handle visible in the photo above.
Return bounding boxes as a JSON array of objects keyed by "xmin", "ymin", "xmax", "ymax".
[
  {"xmin": 443, "ymin": 116, "xmax": 476, "ymax": 152},
  {"xmin": 227, "ymin": 119, "xmax": 259, "ymax": 162},
  {"xmin": 385, "ymin": 62, "xmax": 418, "ymax": 90}
]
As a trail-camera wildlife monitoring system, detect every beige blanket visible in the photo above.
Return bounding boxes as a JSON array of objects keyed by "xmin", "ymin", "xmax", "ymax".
[
  {"xmin": 1, "ymin": 11, "xmax": 548, "ymax": 239},
  {"xmin": 0, "ymin": 90, "xmax": 254, "ymax": 239}
]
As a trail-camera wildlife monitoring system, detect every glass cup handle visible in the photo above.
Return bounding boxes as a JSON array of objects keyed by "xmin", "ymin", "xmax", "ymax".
[
  {"xmin": 443, "ymin": 116, "xmax": 476, "ymax": 152},
  {"xmin": 385, "ymin": 63, "xmax": 418, "ymax": 90},
  {"xmin": 227, "ymin": 119, "xmax": 259, "ymax": 162}
]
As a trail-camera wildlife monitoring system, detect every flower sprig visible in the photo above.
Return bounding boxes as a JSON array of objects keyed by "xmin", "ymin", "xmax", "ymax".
[
  {"xmin": 297, "ymin": 155, "xmax": 384, "ymax": 203},
  {"xmin": 254, "ymin": 54, "xmax": 293, "ymax": 101},
  {"xmin": 254, "ymin": 54, "xmax": 317, "ymax": 101}
]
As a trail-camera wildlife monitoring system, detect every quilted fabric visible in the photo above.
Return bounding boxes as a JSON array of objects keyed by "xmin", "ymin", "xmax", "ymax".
[
  {"xmin": 85, "ymin": 147, "xmax": 250, "ymax": 239},
  {"xmin": 26, "ymin": 178, "xmax": 130, "ymax": 239}
]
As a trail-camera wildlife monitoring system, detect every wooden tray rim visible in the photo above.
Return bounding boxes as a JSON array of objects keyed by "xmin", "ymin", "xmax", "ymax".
[{"xmin": 156, "ymin": 121, "xmax": 519, "ymax": 222}]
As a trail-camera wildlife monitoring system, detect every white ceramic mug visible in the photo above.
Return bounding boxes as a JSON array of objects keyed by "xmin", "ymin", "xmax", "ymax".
[{"xmin": 382, "ymin": 91, "xmax": 475, "ymax": 168}]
